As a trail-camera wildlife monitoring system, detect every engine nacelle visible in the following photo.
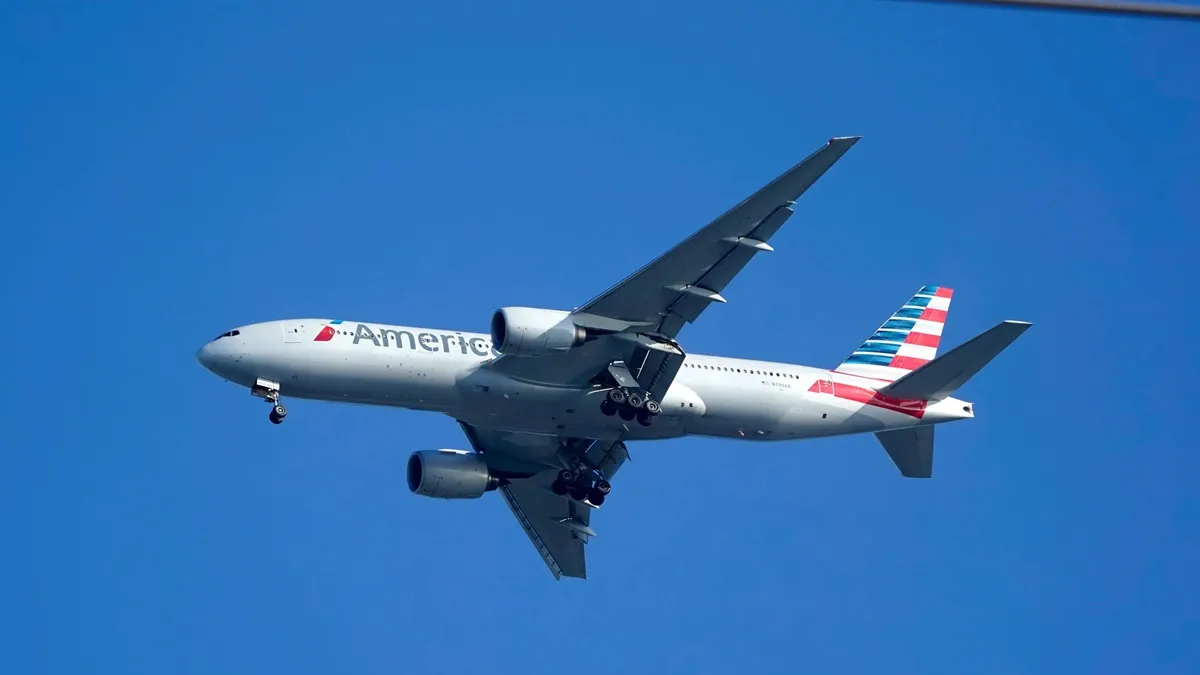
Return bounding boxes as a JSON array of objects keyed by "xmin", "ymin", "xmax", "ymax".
[
  {"xmin": 490, "ymin": 307, "xmax": 590, "ymax": 357},
  {"xmin": 406, "ymin": 449, "xmax": 500, "ymax": 499}
]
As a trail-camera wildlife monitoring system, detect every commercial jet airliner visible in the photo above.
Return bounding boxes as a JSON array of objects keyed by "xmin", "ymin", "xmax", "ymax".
[{"xmin": 197, "ymin": 136, "xmax": 1031, "ymax": 580}]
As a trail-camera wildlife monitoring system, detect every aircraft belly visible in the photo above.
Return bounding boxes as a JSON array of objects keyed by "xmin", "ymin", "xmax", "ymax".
[
  {"xmin": 681, "ymin": 377, "xmax": 792, "ymax": 439},
  {"xmin": 454, "ymin": 370, "xmax": 690, "ymax": 440}
]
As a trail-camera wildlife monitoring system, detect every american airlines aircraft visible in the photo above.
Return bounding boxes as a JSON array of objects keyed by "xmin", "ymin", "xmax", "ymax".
[{"xmin": 196, "ymin": 136, "xmax": 1031, "ymax": 580}]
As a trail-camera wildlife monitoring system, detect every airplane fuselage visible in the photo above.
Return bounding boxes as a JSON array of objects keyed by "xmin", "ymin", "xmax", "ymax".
[{"xmin": 197, "ymin": 318, "xmax": 974, "ymax": 448}]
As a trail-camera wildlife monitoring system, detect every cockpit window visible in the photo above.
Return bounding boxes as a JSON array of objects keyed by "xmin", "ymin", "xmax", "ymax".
[{"xmin": 212, "ymin": 329, "xmax": 241, "ymax": 341}]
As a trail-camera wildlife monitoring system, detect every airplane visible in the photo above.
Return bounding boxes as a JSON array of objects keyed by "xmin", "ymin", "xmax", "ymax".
[{"xmin": 196, "ymin": 136, "xmax": 1032, "ymax": 580}]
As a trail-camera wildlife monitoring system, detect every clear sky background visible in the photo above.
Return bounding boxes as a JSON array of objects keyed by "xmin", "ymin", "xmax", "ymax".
[{"xmin": 3, "ymin": 2, "xmax": 1198, "ymax": 673}]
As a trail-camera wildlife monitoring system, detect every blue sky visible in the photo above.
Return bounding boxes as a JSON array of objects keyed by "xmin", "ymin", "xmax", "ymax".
[{"xmin": 3, "ymin": 2, "xmax": 1198, "ymax": 673}]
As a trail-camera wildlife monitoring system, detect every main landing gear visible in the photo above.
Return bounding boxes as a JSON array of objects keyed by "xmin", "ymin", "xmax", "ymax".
[
  {"xmin": 550, "ymin": 468, "xmax": 612, "ymax": 506},
  {"xmin": 252, "ymin": 378, "xmax": 288, "ymax": 425},
  {"xmin": 599, "ymin": 386, "xmax": 662, "ymax": 426}
]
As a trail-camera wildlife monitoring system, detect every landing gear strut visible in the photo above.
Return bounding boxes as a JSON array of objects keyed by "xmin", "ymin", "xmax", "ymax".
[
  {"xmin": 252, "ymin": 378, "xmax": 288, "ymax": 425},
  {"xmin": 600, "ymin": 386, "xmax": 661, "ymax": 426}
]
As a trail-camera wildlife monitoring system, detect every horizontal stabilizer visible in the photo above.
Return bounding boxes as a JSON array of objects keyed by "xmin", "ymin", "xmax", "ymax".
[
  {"xmin": 878, "ymin": 320, "xmax": 1032, "ymax": 401},
  {"xmin": 876, "ymin": 426, "xmax": 934, "ymax": 478}
]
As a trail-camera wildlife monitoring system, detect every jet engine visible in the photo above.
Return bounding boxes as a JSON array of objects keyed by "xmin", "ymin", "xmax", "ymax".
[
  {"xmin": 490, "ymin": 307, "xmax": 591, "ymax": 357},
  {"xmin": 406, "ymin": 449, "xmax": 501, "ymax": 499}
]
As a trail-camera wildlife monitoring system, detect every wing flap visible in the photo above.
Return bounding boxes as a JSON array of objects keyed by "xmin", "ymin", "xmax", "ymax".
[
  {"xmin": 669, "ymin": 205, "xmax": 793, "ymax": 325},
  {"xmin": 500, "ymin": 473, "xmax": 590, "ymax": 579}
]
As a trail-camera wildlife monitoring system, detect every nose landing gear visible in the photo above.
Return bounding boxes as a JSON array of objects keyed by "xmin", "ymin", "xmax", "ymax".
[{"xmin": 252, "ymin": 378, "xmax": 288, "ymax": 425}]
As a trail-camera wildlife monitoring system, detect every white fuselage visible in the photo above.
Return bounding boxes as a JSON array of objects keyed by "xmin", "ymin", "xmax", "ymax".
[{"xmin": 197, "ymin": 318, "xmax": 974, "ymax": 446}]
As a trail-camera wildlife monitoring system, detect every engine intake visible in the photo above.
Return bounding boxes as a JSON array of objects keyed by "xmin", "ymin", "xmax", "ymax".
[
  {"xmin": 406, "ymin": 449, "xmax": 500, "ymax": 499},
  {"xmin": 490, "ymin": 307, "xmax": 590, "ymax": 357}
]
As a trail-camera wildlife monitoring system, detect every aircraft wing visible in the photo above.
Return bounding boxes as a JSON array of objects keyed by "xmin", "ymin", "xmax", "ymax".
[
  {"xmin": 459, "ymin": 421, "xmax": 629, "ymax": 580},
  {"xmin": 487, "ymin": 136, "xmax": 860, "ymax": 389}
]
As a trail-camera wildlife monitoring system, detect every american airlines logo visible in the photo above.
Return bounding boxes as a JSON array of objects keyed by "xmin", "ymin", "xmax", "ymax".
[{"xmin": 332, "ymin": 323, "xmax": 500, "ymax": 357}]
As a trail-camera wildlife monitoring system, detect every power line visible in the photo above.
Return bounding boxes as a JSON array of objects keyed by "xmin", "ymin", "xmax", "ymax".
[{"xmin": 892, "ymin": 0, "xmax": 1200, "ymax": 20}]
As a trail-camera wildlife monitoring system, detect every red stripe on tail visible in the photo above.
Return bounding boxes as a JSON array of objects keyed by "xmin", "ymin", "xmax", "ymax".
[
  {"xmin": 904, "ymin": 332, "xmax": 940, "ymax": 348},
  {"xmin": 920, "ymin": 307, "xmax": 948, "ymax": 322},
  {"xmin": 889, "ymin": 355, "xmax": 930, "ymax": 370}
]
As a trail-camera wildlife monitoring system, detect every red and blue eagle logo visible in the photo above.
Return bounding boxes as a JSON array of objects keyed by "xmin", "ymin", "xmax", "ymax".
[{"xmin": 313, "ymin": 320, "xmax": 344, "ymax": 342}]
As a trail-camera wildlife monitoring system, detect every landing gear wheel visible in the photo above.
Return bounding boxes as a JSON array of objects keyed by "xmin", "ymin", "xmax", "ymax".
[
  {"xmin": 618, "ymin": 407, "xmax": 636, "ymax": 421},
  {"xmin": 626, "ymin": 391, "xmax": 644, "ymax": 409},
  {"xmin": 600, "ymin": 398, "xmax": 617, "ymax": 416},
  {"xmin": 569, "ymin": 487, "xmax": 589, "ymax": 502},
  {"xmin": 643, "ymin": 399, "xmax": 661, "ymax": 415},
  {"xmin": 552, "ymin": 468, "xmax": 578, "ymax": 496},
  {"xmin": 595, "ymin": 479, "xmax": 611, "ymax": 495},
  {"xmin": 607, "ymin": 388, "xmax": 627, "ymax": 406},
  {"xmin": 587, "ymin": 489, "xmax": 606, "ymax": 506},
  {"xmin": 268, "ymin": 403, "xmax": 287, "ymax": 425}
]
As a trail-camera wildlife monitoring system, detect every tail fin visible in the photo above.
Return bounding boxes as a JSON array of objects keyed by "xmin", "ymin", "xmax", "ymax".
[
  {"xmin": 876, "ymin": 426, "xmax": 934, "ymax": 478},
  {"xmin": 877, "ymin": 320, "xmax": 1032, "ymax": 401},
  {"xmin": 835, "ymin": 285, "xmax": 953, "ymax": 381}
]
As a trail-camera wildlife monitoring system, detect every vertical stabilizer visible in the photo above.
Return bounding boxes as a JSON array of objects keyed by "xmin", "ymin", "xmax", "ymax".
[
  {"xmin": 876, "ymin": 426, "xmax": 935, "ymax": 478},
  {"xmin": 835, "ymin": 285, "xmax": 953, "ymax": 381}
]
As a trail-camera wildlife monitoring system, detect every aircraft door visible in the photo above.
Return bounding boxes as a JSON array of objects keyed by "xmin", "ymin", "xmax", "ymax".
[
  {"xmin": 817, "ymin": 373, "xmax": 834, "ymax": 395},
  {"xmin": 282, "ymin": 322, "xmax": 304, "ymax": 343}
]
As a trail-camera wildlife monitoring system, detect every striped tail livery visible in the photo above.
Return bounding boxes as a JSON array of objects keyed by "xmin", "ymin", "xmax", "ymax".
[{"xmin": 835, "ymin": 285, "xmax": 953, "ymax": 381}]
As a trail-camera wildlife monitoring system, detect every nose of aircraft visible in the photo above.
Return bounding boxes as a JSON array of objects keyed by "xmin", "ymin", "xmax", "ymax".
[
  {"xmin": 196, "ymin": 331, "xmax": 246, "ymax": 379},
  {"xmin": 196, "ymin": 342, "xmax": 220, "ymax": 371}
]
